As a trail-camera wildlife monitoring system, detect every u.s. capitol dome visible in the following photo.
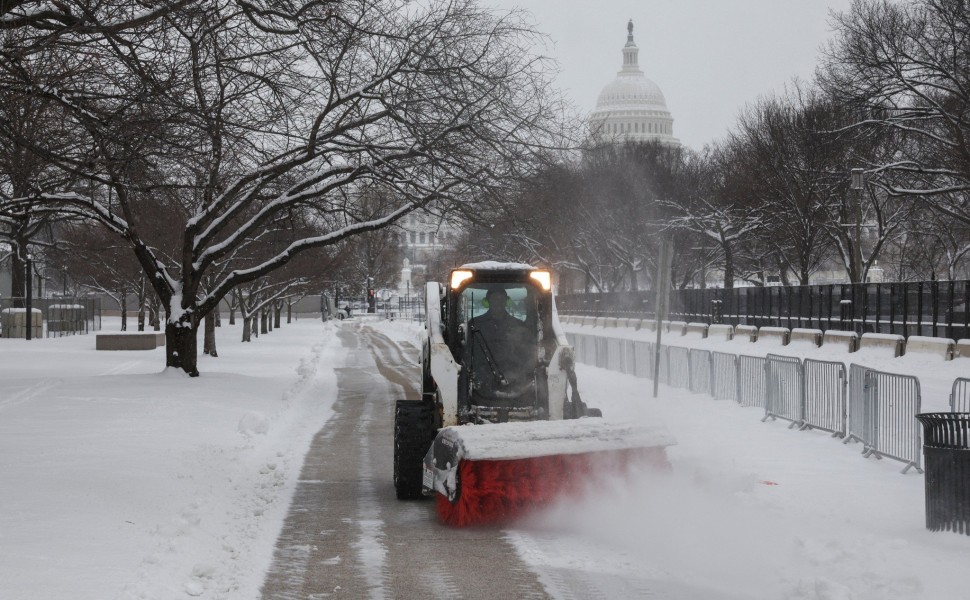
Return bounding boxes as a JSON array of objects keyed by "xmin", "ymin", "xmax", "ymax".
[{"xmin": 589, "ymin": 20, "xmax": 680, "ymax": 146}]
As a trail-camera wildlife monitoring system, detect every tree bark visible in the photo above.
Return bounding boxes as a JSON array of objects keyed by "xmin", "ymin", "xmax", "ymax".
[
  {"xmin": 137, "ymin": 282, "xmax": 146, "ymax": 332},
  {"xmin": 274, "ymin": 303, "xmax": 281, "ymax": 328},
  {"xmin": 723, "ymin": 243, "xmax": 735, "ymax": 289},
  {"xmin": 260, "ymin": 309, "xmax": 268, "ymax": 334},
  {"xmin": 150, "ymin": 296, "xmax": 161, "ymax": 331},
  {"xmin": 203, "ymin": 311, "xmax": 218, "ymax": 357},
  {"xmin": 241, "ymin": 316, "xmax": 251, "ymax": 342},
  {"xmin": 166, "ymin": 316, "xmax": 200, "ymax": 376},
  {"xmin": 11, "ymin": 245, "xmax": 26, "ymax": 309},
  {"xmin": 287, "ymin": 299, "xmax": 292, "ymax": 323},
  {"xmin": 120, "ymin": 293, "xmax": 128, "ymax": 331},
  {"xmin": 229, "ymin": 306, "xmax": 236, "ymax": 325}
]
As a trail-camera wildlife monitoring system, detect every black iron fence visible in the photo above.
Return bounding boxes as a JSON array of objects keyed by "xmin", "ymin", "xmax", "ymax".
[{"xmin": 557, "ymin": 279, "xmax": 970, "ymax": 340}]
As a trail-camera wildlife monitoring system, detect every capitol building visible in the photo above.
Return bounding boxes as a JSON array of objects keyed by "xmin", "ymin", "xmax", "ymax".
[{"xmin": 589, "ymin": 21, "xmax": 680, "ymax": 147}]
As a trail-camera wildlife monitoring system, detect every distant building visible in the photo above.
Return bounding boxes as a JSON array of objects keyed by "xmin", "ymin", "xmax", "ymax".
[
  {"xmin": 396, "ymin": 211, "xmax": 461, "ymax": 297},
  {"xmin": 589, "ymin": 20, "xmax": 680, "ymax": 147}
]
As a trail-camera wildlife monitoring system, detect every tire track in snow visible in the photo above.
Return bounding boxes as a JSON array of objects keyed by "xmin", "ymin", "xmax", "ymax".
[
  {"xmin": 0, "ymin": 379, "xmax": 61, "ymax": 412},
  {"xmin": 98, "ymin": 360, "xmax": 141, "ymax": 376}
]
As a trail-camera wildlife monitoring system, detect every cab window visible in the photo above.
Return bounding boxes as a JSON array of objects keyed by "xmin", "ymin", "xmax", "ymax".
[{"xmin": 458, "ymin": 285, "xmax": 533, "ymax": 323}]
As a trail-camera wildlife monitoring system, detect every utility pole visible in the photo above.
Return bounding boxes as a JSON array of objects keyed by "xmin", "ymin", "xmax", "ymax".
[{"xmin": 652, "ymin": 236, "xmax": 673, "ymax": 399}]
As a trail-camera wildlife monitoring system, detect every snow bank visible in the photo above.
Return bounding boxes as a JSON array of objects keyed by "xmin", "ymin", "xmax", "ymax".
[{"xmin": 0, "ymin": 318, "xmax": 342, "ymax": 600}]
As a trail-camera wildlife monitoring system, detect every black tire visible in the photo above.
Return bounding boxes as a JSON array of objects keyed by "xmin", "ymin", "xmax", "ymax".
[{"xmin": 394, "ymin": 400, "xmax": 437, "ymax": 500}]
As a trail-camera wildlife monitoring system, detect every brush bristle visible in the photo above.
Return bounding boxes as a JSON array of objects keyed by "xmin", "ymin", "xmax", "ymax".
[{"xmin": 436, "ymin": 447, "xmax": 668, "ymax": 527}]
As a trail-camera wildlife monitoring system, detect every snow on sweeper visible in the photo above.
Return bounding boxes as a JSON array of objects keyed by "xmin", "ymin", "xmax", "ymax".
[{"xmin": 393, "ymin": 262, "xmax": 675, "ymax": 527}]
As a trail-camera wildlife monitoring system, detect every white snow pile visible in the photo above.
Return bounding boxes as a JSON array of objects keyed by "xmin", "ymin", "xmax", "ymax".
[{"xmin": 444, "ymin": 418, "xmax": 675, "ymax": 460}]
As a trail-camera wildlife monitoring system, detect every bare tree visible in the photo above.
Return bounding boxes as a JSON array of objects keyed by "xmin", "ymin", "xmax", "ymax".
[
  {"xmin": 822, "ymin": 0, "xmax": 970, "ymax": 216},
  {"xmin": 0, "ymin": 0, "xmax": 566, "ymax": 375}
]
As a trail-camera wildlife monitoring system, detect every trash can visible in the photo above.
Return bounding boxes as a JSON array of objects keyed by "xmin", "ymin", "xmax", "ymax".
[{"xmin": 915, "ymin": 413, "xmax": 970, "ymax": 535}]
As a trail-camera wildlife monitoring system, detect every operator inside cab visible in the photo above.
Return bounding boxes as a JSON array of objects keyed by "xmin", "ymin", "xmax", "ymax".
[{"xmin": 466, "ymin": 285, "xmax": 537, "ymax": 405}]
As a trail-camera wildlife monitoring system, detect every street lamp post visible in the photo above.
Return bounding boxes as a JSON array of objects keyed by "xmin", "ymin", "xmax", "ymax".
[
  {"xmin": 25, "ymin": 252, "xmax": 32, "ymax": 341},
  {"xmin": 849, "ymin": 168, "xmax": 866, "ymax": 283}
]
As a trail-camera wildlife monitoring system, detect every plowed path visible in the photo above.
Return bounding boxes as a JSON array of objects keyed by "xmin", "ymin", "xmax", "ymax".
[{"xmin": 260, "ymin": 321, "xmax": 549, "ymax": 599}]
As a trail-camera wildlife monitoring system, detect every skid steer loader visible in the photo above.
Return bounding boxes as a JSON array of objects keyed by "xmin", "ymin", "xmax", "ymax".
[{"xmin": 393, "ymin": 262, "xmax": 673, "ymax": 525}]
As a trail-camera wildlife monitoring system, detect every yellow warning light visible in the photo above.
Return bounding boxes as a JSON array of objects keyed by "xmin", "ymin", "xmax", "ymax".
[
  {"xmin": 530, "ymin": 270, "xmax": 552, "ymax": 291},
  {"xmin": 450, "ymin": 270, "xmax": 474, "ymax": 290}
]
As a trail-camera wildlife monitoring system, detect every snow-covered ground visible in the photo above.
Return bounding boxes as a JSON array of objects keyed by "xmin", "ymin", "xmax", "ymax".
[
  {"xmin": 1, "ymin": 316, "xmax": 968, "ymax": 600},
  {"xmin": 0, "ymin": 317, "xmax": 343, "ymax": 600},
  {"xmin": 509, "ymin": 323, "xmax": 970, "ymax": 599}
]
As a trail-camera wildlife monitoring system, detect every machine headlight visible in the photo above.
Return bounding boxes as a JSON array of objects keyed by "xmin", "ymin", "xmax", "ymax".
[
  {"xmin": 450, "ymin": 270, "xmax": 473, "ymax": 290},
  {"xmin": 530, "ymin": 270, "xmax": 551, "ymax": 291}
]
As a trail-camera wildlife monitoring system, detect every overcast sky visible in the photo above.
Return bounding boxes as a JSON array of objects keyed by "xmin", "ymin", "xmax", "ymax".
[{"xmin": 483, "ymin": 0, "xmax": 855, "ymax": 150}]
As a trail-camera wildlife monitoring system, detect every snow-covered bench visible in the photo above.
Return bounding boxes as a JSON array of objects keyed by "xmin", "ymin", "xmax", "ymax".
[
  {"xmin": 708, "ymin": 324, "xmax": 733, "ymax": 340},
  {"xmin": 822, "ymin": 330, "xmax": 859, "ymax": 353},
  {"xmin": 789, "ymin": 328, "xmax": 822, "ymax": 348},
  {"xmin": 903, "ymin": 335, "xmax": 955, "ymax": 360},
  {"xmin": 667, "ymin": 320, "xmax": 687, "ymax": 335},
  {"xmin": 733, "ymin": 324, "xmax": 757, "ymax": 342},
  {"xmin": 857, "ymin": 332, "xmax": 905, "ymax": 357},
  {"xmin": 96, "ymin": 332, "xmax": 165, "ymax": 351},
  {"xmin": 683, "ymin": 322, "xmax": 709, "ymax": 339},
  {"xmin": 957, "ymin": 339, "xmax": 970, "ymax": 359},
  {"xmin": 755, "ymin": 326, "xmax": 790, "ymax": 347}
]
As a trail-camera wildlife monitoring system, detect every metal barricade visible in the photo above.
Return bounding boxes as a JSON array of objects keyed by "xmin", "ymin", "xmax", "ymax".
[
  {"xmin": 951, "ymin": 378, "xmax": 970, "ymax": 412},
  {"xmin": 607, "ymin": 337, "xmax": 624, "ymax": 372},
  {"xmin": 632, "ymin": 341, "xmax": 653, "ymax": 379},
  {"xmin": 803, "ymin": 359, "xmax": 847, "ymax": 437},
  {"xmin": 846, "ymin": 363, "xmax": 870, "ymax": 447},
  {"xmin": 623, "ymin": 339, "xmax": 637, "ymax": 375},
  {"xmin": 594, "ymin": 336, "xmax": 609, "ymax": 369},
  {"xmin": 848, "ymin": 364, "xmax": 923, "ymax": 473},
  {"xmin": 570, "ymin": 333, "xmax": 587, "ymax": 365},
  {"xmin": 658, "ymin": 344, "xmax": 670, "ymax": 383},
  {"xmin": 688, "ymin": 348, "xmax": 712, "ymax": 395},
  {"xmin": 711, "ymin": 351, "xmax": 738, "ymax": 401},
  {"xmin": 665, "ymin": 345, "xmax": 690, "ymax": 389},
  {"xmin": 736, "ymin": 355, "xmax": 767, "ymax": 408},
  {"xmin": 764, "ymin": 354, "xmax": 805, "ymax": 427}
]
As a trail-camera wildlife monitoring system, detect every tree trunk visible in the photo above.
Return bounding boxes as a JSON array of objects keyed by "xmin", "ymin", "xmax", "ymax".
[
  {"xmin": 274, "ymin": 303, "xmax": 281, "ymax": 328},
  {"xmin": 215, "ymin": 307, "xmax": 221, "ymax": 327},
  {"xmin": 11, "ymin": 248, "xmax": 25, "ymax": 308},
  {"xmin": 166, "ymin": 317, "xmax": 200, "ymax": 376},
  {"xmin": 137, "ymin": 277, "xmax": 147, "ymax": 331},
  {"xmin": 242, "ymin": 316, "xmax": 251, "ymax": 342},
  {"xmin": 253, "ymin": 313, "xmax": 259, "ymax": 338},
  {"xmin": 150, "ymin": 296, "xmax": 161, "ymax": 331},
  {"xmin": 203, "ymin": 311, "xmax": 218, "ymax": 357},
  {"xmin": 723, "ymin": 243, "xmax": 735, "ymax": 289},
  {"xmin": 120, "ymin": 293, "xmax": 128, "ymax": 331},
  {"xmin": 287, "ymin": 299, "xmax": 292, "ymax": 323},
  {"xmin": 229, "ymin": 306, "xmax": 236, "ymax": 325},
  {"xmin": 260, "ymin": 309, "xmax": 268, "ymax": 334}
]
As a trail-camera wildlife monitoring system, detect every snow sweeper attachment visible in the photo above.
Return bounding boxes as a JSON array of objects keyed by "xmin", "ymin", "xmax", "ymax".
[{"xmin": 392, "ymin": 262, "xmax": 675, "ymax": 527}]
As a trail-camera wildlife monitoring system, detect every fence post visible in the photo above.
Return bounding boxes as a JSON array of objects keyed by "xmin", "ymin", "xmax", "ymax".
[
  {"xmin": 711, "ymin": 299, "xmax": 723, "ymax": 325},
  {"xmin": 840, "ymin": 299, "xmax": 853, "ymax": 332}
]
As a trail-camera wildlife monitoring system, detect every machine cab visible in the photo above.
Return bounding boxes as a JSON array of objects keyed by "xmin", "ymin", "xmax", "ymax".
[{"xmin": 444, "ymin": 264, "xmax": 554, "ymax": 423}]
